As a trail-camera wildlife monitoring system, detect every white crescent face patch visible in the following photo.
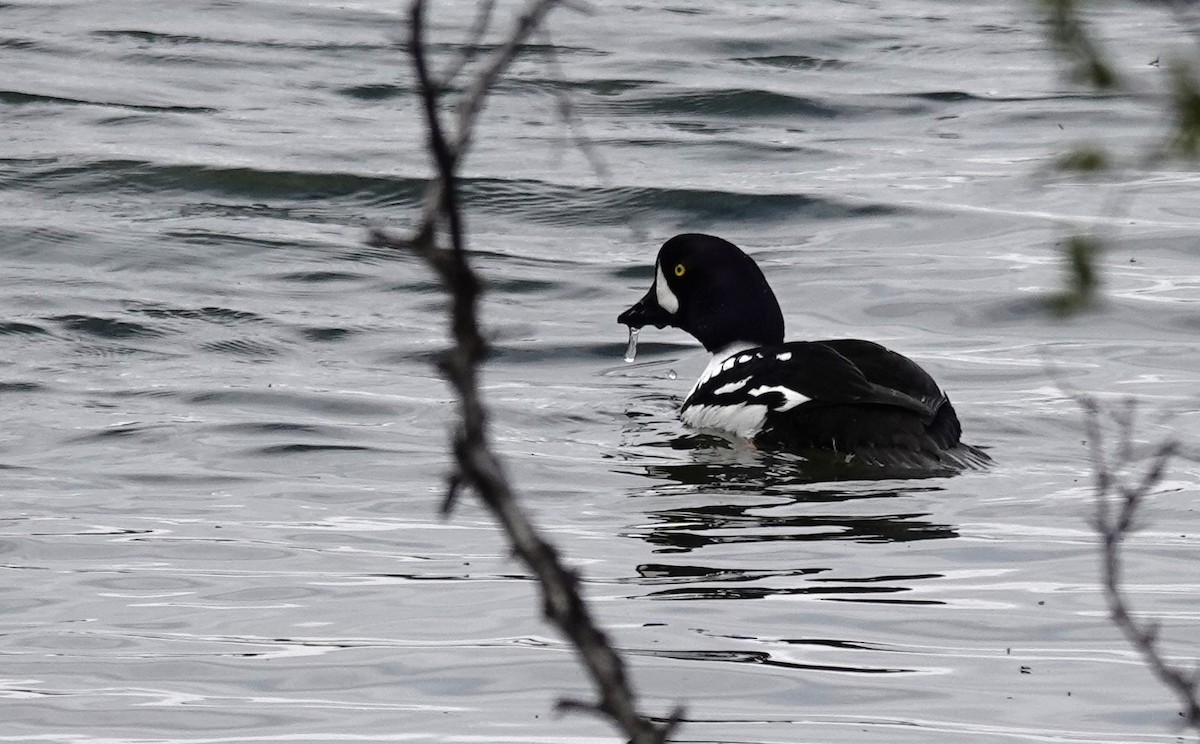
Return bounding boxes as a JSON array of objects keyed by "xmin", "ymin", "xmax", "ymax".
[{"xmin": 655, "ymin": 262, "xmax": 679, "ymax": 315}]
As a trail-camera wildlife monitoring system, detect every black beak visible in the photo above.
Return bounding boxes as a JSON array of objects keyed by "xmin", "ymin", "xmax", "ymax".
[{"xmin": 618, "ymin": 286, "xmax": 674, "ymax": 330}]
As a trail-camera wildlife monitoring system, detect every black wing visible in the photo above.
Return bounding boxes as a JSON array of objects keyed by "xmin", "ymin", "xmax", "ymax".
[
  {"xmin": 814, "ymin": 339, "xmax": 949, "ymax": 422},
  {"xmin": 682, "ymin": 340, "xmax": 979, "ymax": 465}
]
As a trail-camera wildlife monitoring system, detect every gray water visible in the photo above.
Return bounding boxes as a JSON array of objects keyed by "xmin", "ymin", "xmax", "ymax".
[{"xmin": 4, "ymin": 1, "xmax": 1200, "ymax": 742}]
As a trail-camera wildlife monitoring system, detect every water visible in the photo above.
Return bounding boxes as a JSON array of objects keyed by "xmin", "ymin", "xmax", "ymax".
[{"xmin": 3, "ymin": 1, "xmax": 1199, "ymax": 742}]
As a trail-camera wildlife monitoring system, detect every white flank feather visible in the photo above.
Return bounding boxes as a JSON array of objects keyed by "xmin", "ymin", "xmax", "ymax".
[{"xmin": 682, "ymin": 402, "xmax": 768, "ymax": 439}]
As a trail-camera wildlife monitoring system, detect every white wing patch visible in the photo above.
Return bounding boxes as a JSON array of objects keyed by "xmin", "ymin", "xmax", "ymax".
[
  {"xmin": 655, "ymin": 263, "xmax": 679, "ymax": 314},
  {"xmin": 713, "ymin": 376, "xmax": 752, "ymax": 396},
  {"xmin": 682, "ymin": 402, "xmax": 768, "ymax": 439},
  {"xmin": 776, "ymin": 352, "xmax": 792, "ymax": 362},
  {"xmin": 687, "ymin": 342, "xmax": 758, "ymax": 399},
  {"xmin": 748, "ymin": 384, "xmax": 810, "ymax": 412},
  {"xmin": 680, "ymin": 343, "xmax": 792, "ymax": 439}
]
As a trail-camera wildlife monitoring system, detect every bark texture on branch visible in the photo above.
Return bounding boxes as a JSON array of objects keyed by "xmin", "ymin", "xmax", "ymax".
[{"xmin": 370, "ymin": 2, "xmax": 680, "ymax": 742}]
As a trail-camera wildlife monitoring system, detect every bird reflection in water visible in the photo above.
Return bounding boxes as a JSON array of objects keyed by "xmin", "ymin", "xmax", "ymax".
[{"xmin": 617, "ymin": 434, "xmax": 959, "ymax": 605}]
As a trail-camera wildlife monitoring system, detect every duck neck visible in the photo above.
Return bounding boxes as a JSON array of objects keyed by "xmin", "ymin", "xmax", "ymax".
[{"xmin": 691, "ymin": 294, "xmax": 784, "ymax": 353}]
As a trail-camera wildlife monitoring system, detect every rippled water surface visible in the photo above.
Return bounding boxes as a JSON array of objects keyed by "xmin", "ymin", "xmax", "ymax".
[{"xmin": 4, "ymin": 1, "xmax": 1200, "ymax": 742}]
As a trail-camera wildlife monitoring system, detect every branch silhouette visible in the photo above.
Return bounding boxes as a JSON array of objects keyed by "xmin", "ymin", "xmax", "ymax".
[
  {"xmin": 1074, "ymin": 392, "xmax": 1200, "ymax": 731},
  {"xmin": 370, "ymin": 2, "xmax": 679, "ymax": 742}
]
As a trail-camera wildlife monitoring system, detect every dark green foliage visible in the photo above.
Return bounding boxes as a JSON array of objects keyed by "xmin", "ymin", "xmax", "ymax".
[
  {"xmin": 1047, "ymin": 234, "xmax": 1102, "ymax": 315},
  {"xmin": 1041, "ymin": 0, "xmax": 1118, "ymax": 90},
  {"xmin": 1168, "ymin": 61, "xmax": 1200, "ymax": 158},
  {"xmin": 1057, "ymin": 147, "xmax": 1110, "ymax": 173},
  {"xmin": 1038, "ymin": 0, "xmax": 1121, "ymax": 314},
  {"xmin": 1040, "ymin": 1, "xmax": 1200, "ymax": 313}
]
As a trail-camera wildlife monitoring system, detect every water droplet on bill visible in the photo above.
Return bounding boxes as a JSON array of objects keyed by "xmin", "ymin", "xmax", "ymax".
[{"xmin": 623, "ymin": 327, "xmax": 639, "ymax": 363}]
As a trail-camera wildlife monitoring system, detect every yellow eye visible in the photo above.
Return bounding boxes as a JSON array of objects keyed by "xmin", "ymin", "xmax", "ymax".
[{"xmin": 673, "ymin": 263, "xmax": 686, "ymax": 277}]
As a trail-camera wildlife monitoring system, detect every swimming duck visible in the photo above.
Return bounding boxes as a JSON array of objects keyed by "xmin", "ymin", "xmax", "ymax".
[{"xmin": 617, "ymin": 233, "xmax": 989, "ymax": 470}]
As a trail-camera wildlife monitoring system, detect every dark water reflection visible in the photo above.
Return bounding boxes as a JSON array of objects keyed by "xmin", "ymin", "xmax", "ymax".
[
  {"xmin": 630, "ymin": 495, "xmax": 956, "ymax": 552},
  {"xmin": 637, "ymin": 445, "xmax": 967, "ymax": 490},
  {"xmin": 617, "ymin": 445, "xmax": 957, "ymax": 609},
  {"xmin": 632, "ymin": 646, "xmax": 918, "ymax": 675},
  {"xmin": 623, "ymin": 442, "xmax": 958, "ymax": 553},
  {"xmin": 634, "ymin": 560, "xmax": 944, "ymax": 606}
]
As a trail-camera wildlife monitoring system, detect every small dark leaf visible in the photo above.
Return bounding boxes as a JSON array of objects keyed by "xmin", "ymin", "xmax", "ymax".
[
  {"xmin": 1169, "ymin": 61, "xmax": 1200, "ymax": 158},
  {"xmin": 1047, "ymin": 234, "xmax": 1102, "ymax": 315},
  {"xmin": 1058, "ymin": 147, "xmax": 1110, "ymax": 172},
  {"xmin": 1040, "ymin": 0, "xmax": 1119, "ymax": 91}
]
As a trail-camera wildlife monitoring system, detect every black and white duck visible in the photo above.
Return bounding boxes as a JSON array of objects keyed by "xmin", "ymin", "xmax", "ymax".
[{"xmin": 618, "ymin": 233, "xmax": 990, "ymax": 470}]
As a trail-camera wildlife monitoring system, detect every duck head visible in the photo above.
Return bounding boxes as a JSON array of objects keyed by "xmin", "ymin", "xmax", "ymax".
[{"xmin": 618, "ymin": 233, "xmax": 785, "ymax": 353}]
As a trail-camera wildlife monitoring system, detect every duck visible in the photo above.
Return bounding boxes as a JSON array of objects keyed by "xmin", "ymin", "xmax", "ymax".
[{"xmin": 617, "ymin": 233, "xmax": 990, "ymax": 470}]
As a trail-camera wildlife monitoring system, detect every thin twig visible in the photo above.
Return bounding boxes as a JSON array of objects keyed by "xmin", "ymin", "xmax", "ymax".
[
  {"xmin": 439, "ymin": 0, "xmax": 500, "ymax": 85},
  {"xmin": 370, "ymin": 2, "xmax": 679, "ymax": 742},
  {"xmin": 412, "ymin": 0, "xmax": 562, "ymax": 249},
  {"xmin": 410, "ymin": 0, "xmax": 466, "ymax": 256},
  {"xmin": 1074, "ymin": 392, "xmax": 1200, "ymax": 731},
  {"xmin": 538, "ymin": 27, "xmax": 610, "ymax": 180}
]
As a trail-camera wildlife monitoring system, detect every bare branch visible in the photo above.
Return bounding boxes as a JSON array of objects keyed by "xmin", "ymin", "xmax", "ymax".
[
  {"xmin": 438, "ymin": 0, "xmax": 500, "ymax": 84},
  {"xmin": 1073, "ymin": 391, "xmax": 1200, "ymax": 731},
  {"xmin": 410, "ymin": 0, "xmax": 466, "ymax": 256},
  {"xmin": 411, "ymin": 0, "xmax": 562, "ymax": 237},
  {"xmin": 371, "ymin": 2, "xmax": 679, "ymax": 742},
  {"xmin": 538, "ymin": 27, "xmax": 610, "ymax": 181}
]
